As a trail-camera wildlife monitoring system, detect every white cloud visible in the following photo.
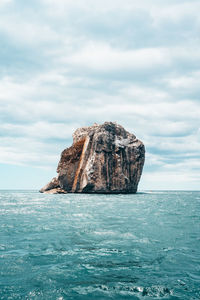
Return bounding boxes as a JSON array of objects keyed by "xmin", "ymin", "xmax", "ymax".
[
  {"xmin": 0, "ymin": 137, "xmax": 59, "ymax": 167},
  {"xmin": 0, "ymin": 76, "xmax": 36, "ymax": 100},
  {"xmin": 42, "ymin": 0, "xmax": 200, "ymax": 21},
  {"xmin": 0, "ymin": 14, "xmax": 59, "ymax": 46},
  {"xmin": 140, "ymin": 170, "xmax": 200, "ymax": 190},
  {"xmin": 0, "ymin": 0, "xmax": 12, "ymax": 7},
  {"xmin": 164, "ymin": 159, "xmax": 200, "ymax": 171},
  {"xmin": 119, "ymin": 85, "xmax": 169, "ymax": 103},
  {"xmin": 0, "ymin": 122, "xmax": 79, "ymax": 140},
  {"xmin": 166, "ymin": 71, "xmax": 200, "ymax": 90},
  {"xmin": 41, "ymin": 0, "xmax": 146, "ymax": 15},
  {"xmin": 150, "ymin": 2, "xmax": 200, "ymax": 26},
  {"xmin": 1, "ymin": 75, "xmax": 199, "ymax": 139},
  {"xmin": 61, "ymin": 42, "xmax": 170, "ymax": 71}
]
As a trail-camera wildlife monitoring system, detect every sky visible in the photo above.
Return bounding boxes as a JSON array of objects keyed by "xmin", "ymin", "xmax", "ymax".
[{"xmin": 0, "ymin": 0, "xmax": 200, "ymax": 190}]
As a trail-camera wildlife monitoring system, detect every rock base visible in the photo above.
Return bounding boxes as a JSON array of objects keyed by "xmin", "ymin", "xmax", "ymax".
[{"xmin": 42, "ymin": 188, "xmax": 67, "ymax": 194}]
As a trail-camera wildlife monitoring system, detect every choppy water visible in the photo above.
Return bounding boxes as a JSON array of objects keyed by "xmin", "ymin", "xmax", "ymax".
[{"xmin": 0, "ymin": 191, "xmax": 200, "ymax": 299}]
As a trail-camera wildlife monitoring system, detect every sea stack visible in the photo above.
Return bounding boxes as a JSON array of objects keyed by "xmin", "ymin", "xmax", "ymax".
[{"xmin": 40, "ymin": 122, "xmax": 145, "ymax": 194}]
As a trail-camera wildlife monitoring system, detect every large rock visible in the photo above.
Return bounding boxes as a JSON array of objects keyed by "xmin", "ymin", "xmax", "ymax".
[{"xmin": 40, "ymin": 122, "xmax": 145, "ymax": 194}]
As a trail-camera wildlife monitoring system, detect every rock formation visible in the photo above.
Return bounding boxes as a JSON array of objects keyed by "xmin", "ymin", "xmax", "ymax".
[{"xmin": 40, "ymin": 122, "xmax": 145, "ymax": 194}]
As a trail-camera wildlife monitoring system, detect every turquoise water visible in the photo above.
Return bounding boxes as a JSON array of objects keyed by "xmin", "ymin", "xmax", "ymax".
[{"xmin": 0, "ymin": 191, "xmax": 199, "ymax": 299}]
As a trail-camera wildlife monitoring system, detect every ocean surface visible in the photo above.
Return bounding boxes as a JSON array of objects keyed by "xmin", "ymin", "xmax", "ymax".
[{"xmin": 0, "ymin": 191, "xmax": 199, "ymax": 300}]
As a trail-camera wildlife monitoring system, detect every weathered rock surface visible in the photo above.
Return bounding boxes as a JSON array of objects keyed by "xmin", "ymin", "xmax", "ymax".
[
  {"xmin": 40, "ymin": 177, "xmax": 60, "ymax": 193},
  {"xmin": 40, "ymin": 122, "xmax": 145, "ymax": 194}
]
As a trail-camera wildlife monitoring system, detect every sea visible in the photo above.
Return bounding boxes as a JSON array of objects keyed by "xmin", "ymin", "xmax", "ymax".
[{"xmin": 0, "ymin": 190, "xmax": 199, "ymax": 300}]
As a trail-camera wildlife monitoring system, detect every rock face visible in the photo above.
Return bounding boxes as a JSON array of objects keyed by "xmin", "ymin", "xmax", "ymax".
[{"xmin": 40, "ymin": 122, "xmax": 145, "ymax": 194}]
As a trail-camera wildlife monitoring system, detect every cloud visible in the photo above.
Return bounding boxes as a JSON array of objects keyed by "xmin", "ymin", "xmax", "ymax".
[
  {"xmin": 0, "ymin": 122, "xmax": 79, "ymax": 140},
  {"xmin": 0, "ymin": 0, "xmax": 12, "ymax": 7},
  {"xmin": 0, "ymin": 0, "xmax": 199, "ymax": 189},
  {"xmin": 0, "ymin": 137, "xmax": 58, "ymax": 167},
  {"xmin": 150, "ymin": 2, "xmax": 200, "ymax": 25},
  {"xmin": 165, "ymin": 71, "xmax": 200, "ymax": 95},
  {"xmin": 0, "ymin": 14, "xmax": 59, "ymax": 47},
  {"xmin": 62, "ymin": 43, "xmax": 170, "ymax": 72},
  {"xmin": 141, "ymin": 170, "xmax": 200, "ymax": 190}
]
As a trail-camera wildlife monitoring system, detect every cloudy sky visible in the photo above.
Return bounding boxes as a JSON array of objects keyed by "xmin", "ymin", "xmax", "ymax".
[{"xmin": 0, "ymin": 0, "xmax": 200, "ymax": 190}]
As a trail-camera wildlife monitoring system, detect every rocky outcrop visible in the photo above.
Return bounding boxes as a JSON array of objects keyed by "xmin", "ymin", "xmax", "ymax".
[
  {"xmin": 39, "ymin": 177, "xmax": 67, "ymax": 194},
  {"xmin": 40, "ymin": 122, "xmax": 145, "ymax": 194},
  {"xmin": 42, "ymin": 188, "xmax": 67, "ymax": 194}
]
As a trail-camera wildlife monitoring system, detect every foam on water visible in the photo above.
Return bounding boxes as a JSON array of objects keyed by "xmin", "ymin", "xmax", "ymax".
[{"xmin": 0, "ymin": 190, "xmax": 200, "ymax": 299}]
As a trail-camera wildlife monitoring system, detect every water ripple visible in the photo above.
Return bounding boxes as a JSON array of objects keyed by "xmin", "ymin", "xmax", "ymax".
[{"xmin": 0, "ymin": 190, "xmax": 200, "ymax": 299}]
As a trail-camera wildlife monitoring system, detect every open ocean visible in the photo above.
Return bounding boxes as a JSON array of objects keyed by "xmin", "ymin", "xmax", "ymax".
[{"xmin": 0, "ymin": 190, "xmax": 199, "ymax": 300}]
